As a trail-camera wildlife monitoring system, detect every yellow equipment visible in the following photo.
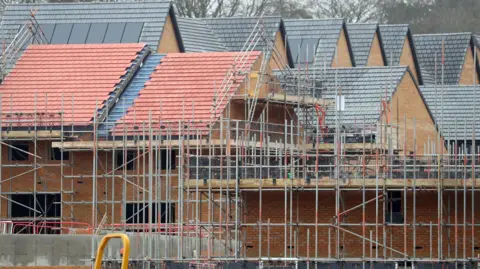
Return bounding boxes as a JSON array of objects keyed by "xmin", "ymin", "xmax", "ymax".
[{"xmin": 94, "ymin": 233, "xmax": 130, "ymax": 269}]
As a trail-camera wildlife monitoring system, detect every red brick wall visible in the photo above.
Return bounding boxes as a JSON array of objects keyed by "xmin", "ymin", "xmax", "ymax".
[
  {"xmin": 239, "ymin": 191, "xmax": 480, "ymax": 259},
  {"xmin": 0, "ymin": 141, "xmax": 179, "ymax": 227},
  {"xmin": 3, "ymin": 140, "xmax": 480, "ymax": 260}
]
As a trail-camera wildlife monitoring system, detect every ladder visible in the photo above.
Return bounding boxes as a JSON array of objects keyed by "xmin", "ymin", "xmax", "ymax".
[
  {"xmin": 209, "ymin": 16, "xmax": 267, "ymax": 125},
  {"xmin": 0, "ymin": 9, "xmax": 49, "ymax": 79},
  {"xmin": 246, "ymin": 31, "xmax": 270, "ymax": 124},
  {"xmin": 95, "ymin": 213, "xmax": 108, "ymax": 235}
]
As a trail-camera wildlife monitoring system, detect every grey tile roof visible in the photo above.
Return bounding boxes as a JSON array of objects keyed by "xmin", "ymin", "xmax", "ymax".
[
  {"xmin": 1, "ymin": 1, "xmax": 175, "ymax": 49},
  {"xmin": 284, "ymin": 18, "xmax": 347, "ymax": 68},
  {"xmin": 420, "ymin": 85, "xmax": 480, "ymax": 140},
  {"xmin": 177, "ymin": 17, "xmax": 227, "ymax": 52},
  {"xmin": 193, "ymin": 16, "xmax": 293, "ymax": 67},
  {"xmin": 0, "ymin": 1, "xmax": 180, "ymax": 71},
  {"xmin": 278, "ymin": 66, "xmax": 410, "ymax": 128},
  {"xmin": 380, "ymin": 24, "xmax": 424, "ymax": 85},
  {"xmin": 346, "ymin": 23, "xmax": 379, "ymax": 66},
  {"xmin": 413, "ymin": 33, "xmax": 472, "ymax": 85},
  {"xmin": 474, "ymin": 35, "xmax": 480, "ymax": 48},
  {"xmin": 421, "ymin": 69, "xmax": 436, "ymax": 85},
  {"xmin": 379, "ymin": 24, "xmax": 409, "ymax": 66},
  {"xmin": 319, "ymin": 66, "xmax": 408, "ymax": 126},
  {"xmin": 203, "ymin": 16, "xmax": 281, "ymax": 52}
]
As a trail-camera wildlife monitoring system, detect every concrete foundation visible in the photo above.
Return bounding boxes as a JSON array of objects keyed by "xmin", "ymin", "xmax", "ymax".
[{"xmin": 0, "ymin": 234, "xmax": 228, "ymax": 266}]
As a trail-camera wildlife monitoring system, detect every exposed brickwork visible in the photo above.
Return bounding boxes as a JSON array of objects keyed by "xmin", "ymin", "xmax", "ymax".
[
  {"xmin": 2, "ymin": 139, "xmax": 479, "ymax": 260},
  {"xmin": 367, "ymin": 32, "xmax": 385, "ymax": 66},
  {"xmin": 240, "ymin": 190, "xmax": 480, "ymax": 259},
  {"xmin": 270, "ymin": 30, "xmax": 289, "ymax": 70},
  {"xmin": 0, "ymin": 141, "xmax": 179, "ymax": 226},
  {"xmin": 459, "ymin": 46, "xmax": 477, "ymax": 85},
  {"xmin": 400, "ymin": 36, "xmax": 420, "ymax": 84},
  {"xmin": 391, "ymin": 72, "xmax": 444, "ymax": 152},
  {"xmin": 158, "ymin": 14, "xmax": 181, "ymax": 53},
  {"xmin": 331, "ymin": 28, "xmax": 353, "ymax": 67}
]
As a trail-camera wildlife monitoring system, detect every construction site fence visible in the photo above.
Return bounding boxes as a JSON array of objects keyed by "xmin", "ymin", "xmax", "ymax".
[
  {"xmin": 100, "ymin": 261, "xmax": 480, "ymax": 269},
  {"xmin": 101, "ymin": 223, "xmax": 207, "ymax": 237},
  {"xmin": 1, "ymin": 220, "xmax": 212, "ymax": 236}
]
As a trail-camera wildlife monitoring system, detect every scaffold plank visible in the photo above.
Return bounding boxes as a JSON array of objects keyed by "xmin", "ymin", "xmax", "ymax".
[{"xmin": 184, "ymin": 178, "xmax": 480, "ymax": 189}]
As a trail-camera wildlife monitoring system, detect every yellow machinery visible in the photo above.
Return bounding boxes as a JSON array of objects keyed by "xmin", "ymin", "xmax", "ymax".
[{"xmin": 93, "ymin": 233, "xmax": 130, "ymax": 269}]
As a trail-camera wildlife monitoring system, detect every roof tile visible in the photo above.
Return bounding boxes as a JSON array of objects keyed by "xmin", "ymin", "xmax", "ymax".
[
  {"xmin": 0, "ymin": 1, "xmax": 174, "ymax": 71},
  {"xmin": 0, "ymin": 43, "xmax": 146, "ymax": 126},
  {"xmin": 284, "ymin": 18, "xmax": 344, "ymax": 68},
  {"xmin": 420, "ymin": 85, "xmax": 480, "ymax": 140},
  {"xmin": 379, "ymin": 24, "xmax": 410, "ymax": 66},
  {"xmin": 347, "ymin": 23, "xmax": 379, "ymax": 66},
  {"xmin": 177, "ymin": 17, "xmax": 227, "ymax": 52},
  {"xmin": 115, "ymin": 51, "xmax": 261, "ymax": 134},
  {"xmin": 413, "ymin": 33, "xmax": 472, "ymax": 85},
  {"xmin": 278, "ymin": 66, "xmax": 409, "ymax": 128}
]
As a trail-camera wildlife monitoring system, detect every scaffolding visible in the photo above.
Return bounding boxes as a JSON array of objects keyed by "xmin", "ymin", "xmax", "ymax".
[
  {"xmin": 0, "ymin": 9, "xmax": 49, "ymax": 79},
  {"xmin": 0, "ymin": 16, "xmax": 479, "ymax": 269}
]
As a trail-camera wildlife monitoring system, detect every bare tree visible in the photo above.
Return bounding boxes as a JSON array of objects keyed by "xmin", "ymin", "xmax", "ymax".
[
  {"xmin": 309, "ymin": 0, "xmax": 377, "ymax": 22},
  {"xmin": 175, "ymin": 0, "xmax": 311, "ymax": 18},
  {"xmin": 264, "ymin": 0, "xmax": 312, "ymax": 18},
  {"xmin": 175, "ymin": 0, "xmax": 270, "ymax": 17},
  {"xmin": 378, "ymin": 0, "xmax": 480, "ymax": 34}
]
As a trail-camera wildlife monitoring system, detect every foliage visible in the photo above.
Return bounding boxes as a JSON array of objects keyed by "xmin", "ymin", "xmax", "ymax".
[
  {"xmin": 309, "ymin": 0, "xmax": 378, "ymax": 23},
  {"xmin": 378, "ymin": 0, "xmax": 480, "ymax": 33},
  {"xmin": 175, "ymin": 0, "xmax": 311, "ymax": 18}
]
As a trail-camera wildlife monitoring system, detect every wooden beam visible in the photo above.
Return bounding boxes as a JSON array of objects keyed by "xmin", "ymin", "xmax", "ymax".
[
  {"xmin": 309, "ymin": 143, "xmax": 377, "ymax": 151},
  {"xmin": 53, "ymin": 139, "xmax": 211, "ymax": 150},
  {"xmin": 1, "ymin": 130, "xmax": 62, "ymax": 139},
  {"xmin": 231, "ymin": 93, "xmax": 332, "ymax": 107},
  {"xmin": 265, "ymin": 93, "xmax": 332, "ymax": 106},
  {"xmin": 53, "ymin": 139, "xmax": 378, "ymax": 152}
]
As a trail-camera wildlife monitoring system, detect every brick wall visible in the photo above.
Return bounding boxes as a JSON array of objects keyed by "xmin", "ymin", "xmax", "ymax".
[
  {"xmin": 0, "ymin": 141, "xmax": 179, "ymax": 227},
  {"xmin": 367, "ymin": 32, "xmax": 385, "ymax": 66},
  {"xmin": 331, "ymin": 28, "xmax": 353, "ymax": 67},
  {"xmin": 158, "ymin": 14, "xmax": 181, "ymax": 53},
  {"xmin": 459, "ymin": 46, "xmax": 477, "ymax": 85},
  {"xmin": 2, "ymin": 140, "xmax": 480, "ymax": 261},
  {"xmin": 237, "ymin": 190, "xmax": 480, "ymax": 259},
  {"xmin": 400, "ymin": 36, "xmax": 420, "ymax": 84}
]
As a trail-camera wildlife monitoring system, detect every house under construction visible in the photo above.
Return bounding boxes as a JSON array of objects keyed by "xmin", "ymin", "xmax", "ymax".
[{"xmin": 0, "ymin": 2, "xmax": 479, "ymax": 269}]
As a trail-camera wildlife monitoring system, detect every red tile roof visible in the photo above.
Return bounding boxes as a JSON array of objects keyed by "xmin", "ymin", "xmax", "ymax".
[
  {"xmin": 115, "ymin": 51, "xmax": 261, "ymax": 134},
  {"xmin": 0, "ymin": 43, "xmax": 146, "ymax": 126}
]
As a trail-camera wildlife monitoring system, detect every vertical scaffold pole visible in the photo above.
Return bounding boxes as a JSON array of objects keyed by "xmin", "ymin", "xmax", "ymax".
[
  {"xmin": 235, "ymin": 120, "xmax": 240, "ymax": 260},
  {"xmin": 91, "ymin": 100, "xmax": 98, "ymax": 260},
  {"xmin": 33, "ymin": 93, "xmax": 37, "ymax": 234},
  {"xmin": 413, "ymin": 118, "xmax": 417, "ymax": 260},
  {"xmin": 0, "ymin": 94, "xmax": 2, "ymax": 219},
  {"xmin": 148, "ymin": 111, "xmax": 153, "ymax": 262}
]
